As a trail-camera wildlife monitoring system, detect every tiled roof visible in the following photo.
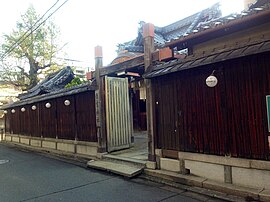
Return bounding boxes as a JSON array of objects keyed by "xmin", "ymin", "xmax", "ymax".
[
  {"xmin": 18, "ymin": 66, "xmax": 74, "ymax": 100},
  {"xmin": 165, "ymin": 1, "xmax": 270, "ymax": 48},
  {"xmin": 117, "ymin": 3, "xmax": 221, "ymax": 53},
  {"xmin": 144, "ymin": 38, "xmax": 270, "ymax": 79},
  {"xmin": 1, "ymin": 83, "xmax": 97, "ymax": 109}
]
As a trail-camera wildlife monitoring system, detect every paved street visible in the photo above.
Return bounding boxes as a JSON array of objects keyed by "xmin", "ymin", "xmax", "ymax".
[{"xmin": 0, "ymin": 144, "xmax": 223, "ymax": 202}]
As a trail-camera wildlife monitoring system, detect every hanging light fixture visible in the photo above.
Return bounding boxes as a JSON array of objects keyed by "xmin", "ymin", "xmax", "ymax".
[
  {"xmin": 11, "ymin": 109, "xmax": 15, "ymax": 113},
  {"xmin": 21, "ymin": 107, "xmax": 26, "ymax": 112},
  {"xmin": 45, "ymin": 102, "xmax": 51, "ymax": 108},
  {"xmin": 206, "ymin": 70, "xmax": 218, "ymax": 88},
  {"xmin": 32, "ymin": 105, "xmax": 37, "ymax": 110},
  {"xmin": 64, "ymin": 100, "xmax": 70, "ymax": 106},
  {"xmin": 3, "ymin": 110, "xmax": 7, "ymax": 114}
]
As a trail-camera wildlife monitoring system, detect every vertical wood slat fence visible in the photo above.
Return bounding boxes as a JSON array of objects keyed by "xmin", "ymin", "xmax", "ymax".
[
  {"xmin": 5, "ymin": 91, "xmax": 97, "ymax": 142},
  {"xmin": 105, "ymin": 76, "xmax": 132, "ymax": 152},
  {"xmin": 153, "ymin": 52, "xmax": 270, "ymax": 160}
]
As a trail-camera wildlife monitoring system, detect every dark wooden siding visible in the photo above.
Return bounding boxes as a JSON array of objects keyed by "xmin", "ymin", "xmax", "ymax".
[
  {"xmin": 4, "ymin": 91, "xmax": 97, "ymax": 142},
  {"xmin": 153, "ymin": 52, "xmax": 270, "ymax": 160},
  {"xmin": 76, "ymin": 91, "xmax": 97, "ymax": 142},
  {"xmin": 4, "ymin": 110, "xmax": 11, "ymax": 133},
  {"xmin": 57, "ymin": 96, "xmax": 76, "ymax": 140},
  {"xmin": 10, "ymin": 107, "xmax": 20, "ymax": 134},
  {"xmin": 20, "ymin": 105, "xmax": 31, "ymax": 135},
  {"xmin": 40, "ymin": 100, "xmax": 57, "ymax": 138},
  {"xmin": 29, "ymin": 103, "xmax": 40, "ymax": 137}
]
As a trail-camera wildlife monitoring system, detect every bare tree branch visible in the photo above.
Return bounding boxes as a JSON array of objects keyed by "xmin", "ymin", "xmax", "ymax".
[{"xmin": 38, "ymin": 63, "xmax": 51, "ymax": 70}]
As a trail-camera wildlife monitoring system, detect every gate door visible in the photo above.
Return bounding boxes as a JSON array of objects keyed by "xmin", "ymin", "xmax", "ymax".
[{"xmin": 105, "ymin": 76, "xmax": 132, "ymax": 152}]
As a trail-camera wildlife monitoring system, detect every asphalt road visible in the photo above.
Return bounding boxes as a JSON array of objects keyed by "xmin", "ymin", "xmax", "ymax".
[{"xmin": 0, "ymin": 143, "xmax": 223, "ymax": 202}]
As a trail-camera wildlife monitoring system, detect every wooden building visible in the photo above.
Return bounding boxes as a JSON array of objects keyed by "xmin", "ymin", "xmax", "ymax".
[
  {"xmin": 144, "ymin": 1, "xmax": 270, "ymax": 189},
  {"xmin": 1, "ymin": 67, "xmax": 100, "ymax": 157},
  {"xmin": 1, "ymin": 61, "xmax": 133, "ymax": 155},
  {"xmin": 3, "ymin": 0, "xmax": 270, "ymax": 191},
  {"xmin": 100, "ymin": 3, "xmax": 222, "ymax": 132}
]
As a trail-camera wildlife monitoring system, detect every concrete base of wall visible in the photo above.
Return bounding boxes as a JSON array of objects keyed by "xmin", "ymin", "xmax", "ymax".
[
  {"xmin": 42, "ymin": 140, "xmax": 56, "ymax": 150},
  {"xmin": 20, "ymin": 137, "xmax": 30, "ymax": 145},
  {"xmin": 77, "ymin": 143, "xmax": 97, "ymax": 157},
  {"xmin": 30, "ymin": 139, "xmax": 42, "ymax": 147},
  {"xmin": 185, "ymin": 160, "xmax": 224, "ymax": 182},
  {"xmin": 57, "ymin": 142, "xmax": 75, "ymax": 153},
  {"xmin": 12, "ymin": 136, "xmax": 20, "ymax": 143},
  {"xmin": 160, "ymin": 158, "xmax": 180, "ymax": 172},
  {"xmin": 146, "ymin": 161, "xmax": 156, "ymax": 169},
  {"xmin": 4, "ymin": 134, "xmax": 98, "ymax": 158},
  {"xmin": 5, "ymin": 135, "xmax": 11, "ymax": 142},
  {"xmin": 156, "ymin": 149, "xmax": 270, "ymax": 190}
]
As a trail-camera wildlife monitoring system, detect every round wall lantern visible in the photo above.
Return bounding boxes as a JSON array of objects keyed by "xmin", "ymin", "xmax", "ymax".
[
  {"xmin": 45, "ymin": 102, "xmax": 51, "ymax": 108},
  {"xmin": 206, "ymin": 70, "xmax": 218, "ymax": 88},
  {"xmin": 21, "ymin": 107, "xmax": 26, "ymax": 112},
  {"xmin": 11, "ymin": 109, "xmax": 15, "ymax": 113},
  {"xmin": 64, "ymin": 100, "xmax": 70, "ymax": 106},
  {"xmin": 32, "ymin": 105, "xmax": 37, "ymax": 110},
  {"xmin": 3, "ymin": 110, "xmax": 7, "ymax": 114}
]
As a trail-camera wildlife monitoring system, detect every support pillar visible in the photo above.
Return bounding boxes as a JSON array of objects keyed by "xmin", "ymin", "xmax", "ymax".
[
  {"xmin": 143, "ymin": 23, "xmax": 156, "ymax": 162},
  {"xmin": 95, "ymin": 46, "xmax": 107, "ymax": 153}
]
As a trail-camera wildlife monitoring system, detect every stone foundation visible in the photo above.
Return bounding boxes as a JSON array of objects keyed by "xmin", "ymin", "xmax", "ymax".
[
  {"xmin": 4, "ymin": 133, "xmax": 98, "ymax": 158},
  {"xmin": 156, "ymin": 149, "xmax": 270, "ymax": 189}
]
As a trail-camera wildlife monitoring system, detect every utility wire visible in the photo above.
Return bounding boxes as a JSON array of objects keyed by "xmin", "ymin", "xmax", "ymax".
[
  {"xmin": 0, "ymin": 0, "xmax": 69, "ymax": 61},
  {"xmin": 0, "ymin": 0, "xmax": 60, "ymax": 61}
]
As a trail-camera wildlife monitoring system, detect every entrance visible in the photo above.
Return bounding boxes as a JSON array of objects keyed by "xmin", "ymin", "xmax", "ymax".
[{"xmin": 105, "ymin": 76, "xmax": 132, "ymax": 152}]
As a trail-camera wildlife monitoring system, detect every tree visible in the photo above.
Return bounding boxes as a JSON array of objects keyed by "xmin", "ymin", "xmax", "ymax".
[
  {"xmin": 65, "ymin": 76, "xmax": 86, "ymax": 88},
  {"xmin": 0, "ymin": 5, "xmax": 64, "ymax": 90}
]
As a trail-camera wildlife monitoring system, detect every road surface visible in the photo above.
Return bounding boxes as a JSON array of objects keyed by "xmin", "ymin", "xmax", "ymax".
[{"xmin": 0, "ymin": 143, "xmax": 224, "ymax": 202}]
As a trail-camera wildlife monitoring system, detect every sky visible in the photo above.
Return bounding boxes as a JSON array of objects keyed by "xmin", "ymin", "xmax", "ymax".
[{"xmin": 0, "ymin": 0, "xmax": 244, "ymax": 69}]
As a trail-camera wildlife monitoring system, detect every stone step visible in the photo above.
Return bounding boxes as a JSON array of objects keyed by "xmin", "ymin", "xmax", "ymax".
[
  {"xmin": 102, "ymin": 154, "xmax": 146, "ymax": 167},
  {"xmin": 87, "ymin": 159, "xmax": 144, "ymax": 178}
]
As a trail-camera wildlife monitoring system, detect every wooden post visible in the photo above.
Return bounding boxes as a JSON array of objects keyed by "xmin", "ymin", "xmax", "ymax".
[
  {"xmin": 143, "ymin": 23, "xmax": 156, "ymax": 162},
  {"xmin": 95, "ymin": 46, "xmax": 107, "ymax": 153}
]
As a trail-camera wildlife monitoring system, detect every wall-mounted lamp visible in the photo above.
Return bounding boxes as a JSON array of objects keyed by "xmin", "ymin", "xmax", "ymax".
[
  {"xmin": 21, "ymin": 107, "xmax": 26, "ymax": 112},
  {"xmin": 11, "ymin": 109, "xmax": 15, "ymax": 113},
  {"xmin": 32, "ymin": 105, "xmax": 37, "ymax": 110},
  {"xmin": 206, "ymin": 70, "xmax": 218, "ymax": 88},
  {"xmin": 64, "ymin": 100, "xmax": 70, "ymax": 106},
  {"xmin": 45, "ymin": 102, "xmax": 51, "ymax": 108}
]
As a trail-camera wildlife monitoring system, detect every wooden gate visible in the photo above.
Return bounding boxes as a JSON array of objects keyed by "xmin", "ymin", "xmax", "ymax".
[{"xmin": 105, "ymin": 76, "xmax": 132, "ymax": 152}]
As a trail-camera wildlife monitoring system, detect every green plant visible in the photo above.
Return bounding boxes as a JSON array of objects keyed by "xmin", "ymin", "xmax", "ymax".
[{"xmin": 65, "ymin": 76, "xmax": 84, "ymax": 88}]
